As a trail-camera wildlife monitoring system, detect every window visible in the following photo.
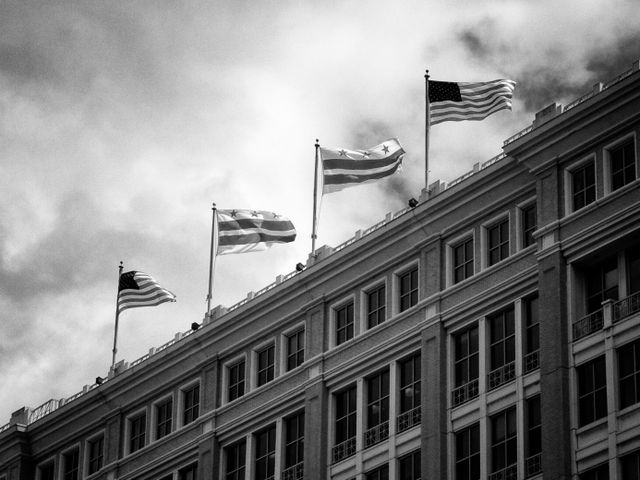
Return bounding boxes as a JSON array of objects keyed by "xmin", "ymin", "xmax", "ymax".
[
  {"xmin": 524, "ymin": 296, "xmax": 540, "ymax": 372},
  {"xmin": 455, "ymin": 423, "xmax": 480, "ymax": 480},
  {"xmin": 610, "ymin": 139, "xmax": 636, "ymax": 191},
  {"xmin": 257, "ymin": 344, "xmax": 275, "ymax": 387},
  {"xmin": 399, "ymin": 450, "xmax": 421, "ymax": 480},
  {"xmin": 621, "ymin": 450, "xmax": 640, "ymax": 479},
  {"xmin": 335, "ymin": 386, "xmax": 357, "ymax": 444},
  {"xmin": 286, "ymin": 329, "xmax": 305, "ymax": 371},
  {"xmin": 183, "ymin": 384, "xmax": 199, "ymax": 425},
  {"xmin": 39, "ymin": 462, "xmax": 55, "ymax": 480},
  {"xmin": 453, "ymin": 326, "xmax": 479, "ymax": 405},
  {"xmin": 488, "ymin": 307, "xmax": 516, "ymax": 389},
  {"xmin": 365, "ymin": 464, "xmax": 389, "ymax": 480},
  {"xmin": 225, "ymin": 440, "xmax": 246, "ymax": 480},
  {"xmin": 335, "ymin": 302, "xmax": 354, "ymax": 345},
  {"xmin": 627, "ymin": 247, "xmax": 640, "ymax": 295},
  {"xmin": 571, "ymin": 161, "xmax": 596, "ymax": 211},
  {"xmin": 156, "ymin": 398, "xmax": 173, "ymax": 439},
  {"xmin": 254, "ymin": 426, "xmax": 276, "ymax": 480},
  {"xmin": 521, "ymin": 204, "xmax": 536, "ymax": 248},
  {"xmin": 365, "ymin": 369, "xmax": 390, "ymax": 447},
  {"xmin": 399, "ymin": 353, "xmax": 421, "ymax": 414},
  {"xmin": 88, "ymin": 435, "xmax": 104, "ymax": 474},
  {"xmin": 129, "ymin": 412, "xmax": 146, "ymax": 453},
  {"xmin": 618, "ymin": 339, "xmax": 640, "ymax": 409},
  {"xmin": 399, "ymin": 267, "xmax": 418, "ymax": 311},
  {"xmin": 579, "ymin": 463, "xmax": 609, "ymax": 480},
  {"xmin": 179, "ymin": 464, "xmax": 198, "ymax": 480},
  {"xmin": 586, "ymin": 256, "xmax": 618, "ymax": 314},
  {"xmin": 526, "ymin": 396, "xmax": 541, "ymax": 476},
  {"xmin": 228, "ymin": 360, "xmax": 245, "ymax": 401},
  {"xmin": 487, "ymin": 218, "xmax": 510, "ymax": 266},
  {"xmin": 577, "ymin": 355, "xmax": 607, "ymax": 426},
  {"xmin": 63, "ymin": 449, "xmax": 79, "ymax": 480},
  {"xmin": 491, "ymin": 407, "xmax": 517, "ymax": 477},
  {"xmin": 453, "ymin": 237, "xmax": 474, "ymax": 284},
  {"xmin": 367, "ymin": 284, "xmax": 386, "ymax": 328},
  {"xmin": 285, "ymin": 412, "xmax": 304, "ymax": 470}
]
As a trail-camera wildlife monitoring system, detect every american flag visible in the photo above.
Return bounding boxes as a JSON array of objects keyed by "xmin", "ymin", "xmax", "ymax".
[
  {"xmin": 429, "ymin": 79, "xmax": 516, "ymax": 125},
  {"xmin": 321, "ymin": 138, "xmax": 405, "ymax": 194},
  {"xmin": 117, "ymin": 271, "xmax": 176, "ymax": 314},
  {"xmin": 216, "ymin": 209, "xmax": 296, "ymax": 255}
]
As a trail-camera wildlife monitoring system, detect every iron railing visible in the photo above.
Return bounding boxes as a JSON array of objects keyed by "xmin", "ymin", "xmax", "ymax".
[
  {"xmin": 452, "ymin": 379, "xmax": 479, "ymax": 407},
  {"xmin": 364, "ymin": 421, "xmax": 389, "ymax": 448},
  {"xmin": 614, "ymin": 291, "xmax": 640, "ymax": 322},
  {"xmin": 397, "ymin": 406, "xmax": 421, "ymax": 433},
  {"xmin": 488, "ymin": 464, "xmax": 518, "ymax": 480},
  {"xmin": 525, "ymin": 453, "xmax": 542, "ymax": 477},
  {"xmin": 282, "ymin": 462, "xmax": 304, "ymax": 480},
  {"xmin": 331, "ymin": 437, "xmax": 356, "ymax": 464},
  {"xmin": 573, "ymin": 309, "xmax": 604, "ymax": 340},
  {"xmin": 488, "ymin": 361, "xmax": 516, "ymax": 390},
  {"xmin": 524, "ymin": 350, "xmax": 540, "ymax": 373}
]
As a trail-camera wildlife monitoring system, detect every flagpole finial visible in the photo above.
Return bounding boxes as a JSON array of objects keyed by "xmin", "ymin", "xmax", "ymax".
[
  {"xmin": 315, "ymin": 138, "xmax": 319, "ymax": 147},
  {"xmin": 212, "ymin": 202, "xmax": 217, "ymax": 210}
]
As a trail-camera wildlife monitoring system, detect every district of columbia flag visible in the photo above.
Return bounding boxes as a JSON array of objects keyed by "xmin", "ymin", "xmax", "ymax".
[
  {"xmin": 429, "ymin": 79, "xmax": 516, "ymax": 125},
  {"xmin": 216, "ymin": 209, "xmax": 297, "ymax": 255},
  {"xmin": 320, "ymin": 138, "xmax": 405, "ymax": 194},
  {"xmin": 117, "ymin": 271, "xmax": 176, "ymax": 314}
]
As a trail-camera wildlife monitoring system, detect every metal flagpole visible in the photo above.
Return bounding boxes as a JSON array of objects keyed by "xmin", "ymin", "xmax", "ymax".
[
  {"xmin": 311, "ymin": 139, "xmax": 320, "ymax": 254},
  {"xmin": 425, "ymin": 69, "xmax": 431, "ymax": 193},
  {"xmin": 111, "ymin": 261, "xmax": 124, "ymax": 368},
  {"xmin": 206, "ymin": 203, "xmax": 218, "ymax": 317}
]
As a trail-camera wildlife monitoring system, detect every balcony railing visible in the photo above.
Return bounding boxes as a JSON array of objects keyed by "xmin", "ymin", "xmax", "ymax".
[
  {"xmin": 282, "ymin": 462, "xmax": 304, "ymax": 480},
  {"xmin": 364, "ymin": 421, "xmax": 389, "ymax": 448},
  {"xmin": 488, "ymin": 361, "xmax": 516, "ymax": 390},
  {"xmin": 614, "ymin": 291, "xmax": 640, "ymax": 322},
  {"xmin": 524, "ymin": 350, "xmax": 540, "ymax": 373},
  {"xmin": 525, "ymin": 453, "xmax": 542, "ymax": 477},
  {"xmin": 397, "ymin": 406, "xmax": 421, "ymax": 433},
  {"xmin": 452, "ymin": 379, "xmax": 479, "ymax": 407},
  {"xmin": 488, "ymin": 464, "xmax": 518, "ymax": 480},
  {"xmin": 331, "ymin": 437, "xmax": 356, "ymax": 464},
  {"xmin": 572, "ymin": 309, "xmax": 603, "ymax": 340}
]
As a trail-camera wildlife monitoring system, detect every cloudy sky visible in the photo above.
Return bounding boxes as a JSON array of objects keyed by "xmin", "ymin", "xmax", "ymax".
[{"xmin": 1, "ymin": 0, "xmax": 639, "ymax": 422}]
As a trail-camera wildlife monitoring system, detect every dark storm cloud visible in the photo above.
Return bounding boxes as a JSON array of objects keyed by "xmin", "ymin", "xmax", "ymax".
[{"xmin": 585, "ymin": 33, "xmax": 640, "ymax": 81}]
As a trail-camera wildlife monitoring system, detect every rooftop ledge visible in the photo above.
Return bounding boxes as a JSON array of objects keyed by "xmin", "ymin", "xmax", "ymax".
[{"xmin": 2, "ymin": 59, "xmax": 639, "ymax": 434}]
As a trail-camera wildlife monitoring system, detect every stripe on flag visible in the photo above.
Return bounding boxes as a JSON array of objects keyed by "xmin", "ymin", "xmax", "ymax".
[
  {"xmin": 217, "ymin": 209, "xmax": 296, "ymax": 255},
  {"xmin": 321, "ymin": 138, "xmax": 405, "ymax": 194},
  {"xmin": 117, "ymin": 271, "xmax": 176, "ymax": 314},
  {"xmin": 429, "ymin": 79, "xmax": 516, "ymax": 125}
]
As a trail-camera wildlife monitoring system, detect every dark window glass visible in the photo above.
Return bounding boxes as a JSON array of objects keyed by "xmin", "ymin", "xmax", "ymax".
[
  {"xmin": 491, "ymin": 407, "xmax": 517, "ymax": 473},
  {"xmin": 399, "ymin": 450, "xmax": 421, "ymax": 480},
  {"xmin": 39, "ymin": 462, "xmax": 55, "ymax": 480},
  {"xmin": 621, "ymin": 450, "xmax": 640, "ymax": 480},
  {"xmin": 489, "ymin": 308, "xmax": 516, "ymax": 371},
  {"xmin": 336, "ymin": 302, "xmax": 354, "ymax": 345},
  {"xmin": 228, "ymin": 360, "xmax": 245, "ymax": 401},
  {"xmin": 586, "ymin": 257, "xmax": 618, "ymax": 314},
  {"xmin": 129, "ymin": 412, "xmax": 146, "ymax": 453},
  {"xmin": 367, "ymin": 284, "xmax": 386, "ymax": 328},
  {"xmin": 628, "ymin": 247, "xmax": 640, "ymax": 295},
  {"xmin": 488, "ymin": 219, "xmax": 510, "ymax": 266},
  {"xmin": 183, "ymin": 384, "xmax": 199, "ymax": 425},
  {"xmin": 399, "ymin": 267, "xmax": 419, "ymax": 311},
  {"xmin": 526, "ymin": 396, "xmax": 541, "ymax": 457},
  {"xmin": 285, "ymin": 412, "xmax": 305, "ymax": 468},
  {"xmin": 400, "ymin": 353, "xmax": 421, "ymax": 413},
  {"xmin": 618, "ymin": 339, "xmax": 640, "ymax": 409},
  {"xmin": 286, "ymin": 329, "xmax": 305, "ymax": 371},
  {"xmin": 610, "ymin": 140, "xmax": 636, "ymax": 191},
  {"xmin": 365, "ymin": 464, "xmax": 389, "ymax": 480},
  {"xmin": 254, "ymin": 426, "xmax": 276, "ymax": 480},
  {"xmin": 335, "ymin": 386, "xmax": 357, "ymax": 443},
  {"xmin": 88, "ymin": 436, "xmax": 104, "ymax": 474},
  {"xmin": 453, "ymin": 237, "xmax": 474, "ymax": 283},
  {"xmin": 577, "ymin": 356, "xmax": 607, "ymax": 426},
  {"xmin": 156, "ymin": 398, "xmax": 173, "ymax": 439},
  {"xmin": 225, "ymin": 440, "xmax": 246, "ymax": 480},
  {"xmin": 455, "ymin": 423, "xmax": 480, "ymax": 480},
  {"xmin": 522, "ymin": 204, "xmax": 537, "ymax": 248},
  {"xmin": 572, "ymin": 162, "xmax": 596, "ymax": 211},
  {"xmin": 455, "ymin": 326, "xmax": 479, "ymax": 387},
  {"xmin": 179, "ymin": 464, "xmax": 198, "ymax": 480},
  {"xmin": 579, "ymin": 463, "xmax": 609, "ymax": 480},
  {"xmin": 257, "ymin": 345, "xmax": 275, "ymax": 387},
  {"xmin": 525, "ymin": 296, "xmax": 539, "ymax": 355},
  {"xmin": 63, "ymin": 449, "xmax": 79, "ymax": 480},
  {"xmin": 367, "ymin": 370, "xmax": 390, "ymax": 428}
]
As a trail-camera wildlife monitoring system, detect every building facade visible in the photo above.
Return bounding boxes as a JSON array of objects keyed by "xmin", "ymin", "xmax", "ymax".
[{"xmin": 2, "ymin": 61, "xmax": 640, "ymax": 480}]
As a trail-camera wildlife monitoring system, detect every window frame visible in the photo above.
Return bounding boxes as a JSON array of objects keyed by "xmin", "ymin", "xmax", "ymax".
[
  {"xmin": 254, "ymin": 424, "xmax": 276, "ymax": 480},
  {"xmin": 366, "ymin": 368, "xmax": 390, "ymax": 430},
  {"xmin": 60, "ymin": 445, "xmax": 80, "ymax": 480},
  {"xmin": 490, "ymin": 406, "xmax": 518, "ymax": 475},
  {"xmin": 398, "ymin": 449, "xmax": 421, "ymax": 480},
  {"xmin": 332, "ymin": 297, "xmax": 356, "ymax": 347},
  {"xmin": 334, "ymin": 384, "xmax": 358, "ymax": 445},
  {"xmin": 455, "ymin": 422, "xmax": 480, "ymax": 480},
  {"xmin": 224, "ymin": 438, "xmax": 247, "ymax": 480},
  {"xmin": 283, "ymin": 325, "xmax": 305, "ymax": 372},
  {"xmin": 483, "ymin": 214, "xmax": 511, "ymax": 268},
  {"xmin": 564, "ymin": 154, "xmax": 597, "ymax": 214},
  {"xmin": 618, "ymin": 338, "xmax": 640, "ymax": 410},
  {"xmin": 364, "ymin": 281, "xmax": 387, "ymax": 329},
  {"xmin": 399, "ymin": 352, "xmax": 421, "ymax": 414},
  {"xmin": 37, "ymin": 457, "xmax": 56, "ymax": 480},
  {"xmin": 255, "ymin": 342, "xmax": 276, "ymax": 388},
  {"xmin": 604, "ymin": 132, "xmax": 637, "ymax": 194},
  {"xmin": 85, "ymin": 432, "xmax": 105, "ymax": 476},
  {"xmin": 284, "ymin": 411, "xmax": 305, "ymax": 469},
  {"xmin": 517, "ymin": 198, "xmax": 537, "ymax": 249},
  {"xmin": 151, "ymin": 394, "xmax": 173, "ymax": 441},
  {"xmin": 577, "ymin": 355, "xmax": 607, "ymax": 427},
  {"xmin": 180, "ymin": 381, "xmax": 200, "ymax": 427},
  {"xmin": 224, "ymin": 355, "xmax": 247, "ymax": 403},
  {"xmin": 447, "ymin": 230, "xmax": 475, "ymax": 286},
  {"xmin": 126, "ymin": 407, "xmax": 148, "ymax": 455}
]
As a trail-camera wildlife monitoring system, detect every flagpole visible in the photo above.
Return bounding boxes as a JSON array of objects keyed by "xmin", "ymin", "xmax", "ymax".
[
  {"xmin": 311, "ymin": 139, "xmax": 320, "ymax": 255},
  {"xmin": 206, "ymin": 203, "xmax": 218, "ymax": 317},
  {"xmin": 425, "ymin": 69, "xmax": 431, "ymax": 193},
  {"xmin": 111, "ymin": 261, "xmax": 124, "ymax": 368}
]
